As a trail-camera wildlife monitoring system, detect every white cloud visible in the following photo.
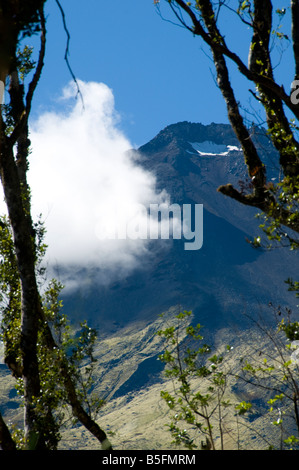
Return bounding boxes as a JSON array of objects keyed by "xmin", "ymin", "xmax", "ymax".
[{"xmin": 1, "ymin": 80, "xmax": 171, "ymax": 291}]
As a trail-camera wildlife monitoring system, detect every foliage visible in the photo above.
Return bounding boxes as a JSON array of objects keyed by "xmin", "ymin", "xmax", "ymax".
[
  {"xmin": 253, "ymin": 175, "xmax": 299, "ymax": 250},
  {"xmin": 0, "ymin": 1, "xmax": 46, "ymax": 39},
  {"xmin": 236, "ymin": 299, "xmax": 299, "ymax": 450},
  {"xmin": 156, "ymin": 0, "xmax": 299, "ymax": 248},
  {"xmin": 154, "ymin": 6, "xmax": 299, "ymax": 449},
  {"xmin": 17, "ymin": 45, "xmax": 36, "ymax": 82},
  {"xmin": 0, "ymin": 216, "xmax": 104, "ymax": 449},
  {"xmin": 157, "ymin": 310, "xmax": 252, "ymax": 450},
  {"xmin": 0, "ymin": 2, "xmax": 111, "ymax": 450},
  {"xmin": 158, "ymin": 307, "xmax": 299, "ymax": 450}
]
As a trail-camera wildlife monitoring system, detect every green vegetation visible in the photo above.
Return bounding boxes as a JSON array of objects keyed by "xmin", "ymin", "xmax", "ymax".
[
  {"xmin": 154, "ymin": 1, "xmax": 299, "ymax": 450},
  {"xmin": 0, "ymin": 216, "xmax": 106, "ymax": 449},
  {"xmin": 0, "ymin": 0, "xmax": 299, "ymax": 451},
  {"xmin": 0, "ymin": 2, "xmax": 110, "ymax": 449},
  {"xmin": 157, "ymin": 307, "xmax": 299, "ymax": 450},
  {"xmin": 157, "ymin": 0, "xmax": 299, "ymax": 245},
  {"xmin": 157, "ymin": 310, "xmax": 232, "ymax": 450}
]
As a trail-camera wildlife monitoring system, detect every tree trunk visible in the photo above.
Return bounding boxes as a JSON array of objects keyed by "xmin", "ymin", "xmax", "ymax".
[
  {"xmin": 0, "ymin": 3, "xmax": 112, "ymax": 449},
  {"xmin": 0, "ymin": 412, "xmax": 16, "ymax": 450},
  {"xmin": 168, "ymin": 0, "xmax": 299, "ymax": 236},
  {"xmin": 0, "ymin": 120, "xmax": 45, "ymax": 447}
]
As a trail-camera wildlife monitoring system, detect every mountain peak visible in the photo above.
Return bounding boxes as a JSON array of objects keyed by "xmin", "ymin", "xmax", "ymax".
[
  {"xmin": 136, "ymin": 121, "xmax": 248, "ymax": 199},
  {"xmin": 63, "ymin": 121, "xmax": 295, "ymax": 338},
  {"xmin": 137, "ymin": 120, "xmax": 280, "ymax": 188},
  {"xmin": 139, "ymin": 121, "xmax": 239, "ymax": 156}
]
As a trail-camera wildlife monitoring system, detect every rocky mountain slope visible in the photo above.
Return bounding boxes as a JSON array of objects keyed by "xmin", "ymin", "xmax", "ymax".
[
  {"xmin": 1, "ymin": 121, "xmax": 298, "ymax": 450},
  {"xmin": 64, "ymin": 121, "xmax": 298, "ymax": 335},
  {"xmin": 58, "ymin": 121, "xmax": 299, "ymax": 449}
]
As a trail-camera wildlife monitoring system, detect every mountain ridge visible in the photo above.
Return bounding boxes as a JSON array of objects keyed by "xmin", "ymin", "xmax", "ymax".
[
  {"xmin": 1, "ymin": 120, "xmax": 298, "ymax": 450},
  {"xmin": 62, "ymin": 121, "xmax": 298, "ymax": 338}
]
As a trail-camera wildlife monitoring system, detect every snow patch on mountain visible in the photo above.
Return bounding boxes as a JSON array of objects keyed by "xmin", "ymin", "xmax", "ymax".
[{"xmin": 189, "ymin": 141, "xmax": 241, "ymax": 156}]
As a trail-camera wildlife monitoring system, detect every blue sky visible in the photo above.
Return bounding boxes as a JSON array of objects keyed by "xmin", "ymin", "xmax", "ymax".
[
  {"xmin": 30, "ymin": 0, "xmax": 246, "ymax": 147},
  {"xmin": 28, "ymin": 0, "xmax": 294, "ymax": 147},
  {"xmin": 3, "ymin": 0, "xmax": 294, "ymax": 290}
]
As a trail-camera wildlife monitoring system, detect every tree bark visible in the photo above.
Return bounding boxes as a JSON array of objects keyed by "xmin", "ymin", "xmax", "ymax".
[
  {"xmin": 167, "ymin": 0, "xmax": 299, "ymax": 236},
  {"xmin": 196, "ymin": 0, "xmax": 266, "ymax": 191},
  {"xmin": 0, "ymin": 4, "xmax": 112, "ymax": 449},
  {"xmin": 63, "ymin": 371, "xmax": 112, "ymax": 449},
  {"xmin": 249, "ymin": 0, "xmax": 299, "ymax": 176},
  {"xmin": 40, "ymin": 311, "xmax": 113, "ymax": 449},
  {"xmin": 0, "ymin": 118, "xmax": 44, "ymax": 447},
  {"xmin": 0, "ymin": 411, "xmax": 16, "ymax": 451},
  {"xmin": 171, "ymin": 0, "xmax": 299, "ymax": 120}
]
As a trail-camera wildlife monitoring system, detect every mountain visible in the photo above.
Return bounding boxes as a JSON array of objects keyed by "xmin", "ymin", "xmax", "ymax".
[
  {"xmin": 63, "ymin": 121, "xmax": 298, "ymax": 337},
  {"xmin": 57, "ymin": 121, "xmax": 299, "ymax": 449},
  {"xmin": 1, "ymin": 121, "xmax": 298, "ymax": 450}
]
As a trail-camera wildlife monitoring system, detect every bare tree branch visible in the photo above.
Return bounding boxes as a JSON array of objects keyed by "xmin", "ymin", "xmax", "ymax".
[
  {"xmin": 55, "ymin": 0, "xmax": 84, "ymax": 107},
  {"xmin": 163, "ymin": 0, "xmax": 299, "ymax": 237},
  {"xmin": 168, "ymin": 0, "xmax": 299, "ymax": 121},
  {"xmin": 0, "ymin": 2, "xmax": 110, "ymax": 450}
]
